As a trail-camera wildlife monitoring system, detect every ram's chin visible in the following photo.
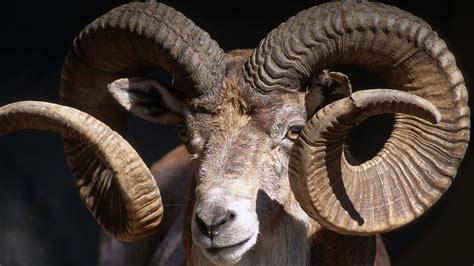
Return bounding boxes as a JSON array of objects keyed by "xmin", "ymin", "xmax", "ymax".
[{"xmin": 202, "ymin": 232, "xmax": 258, "ymax": 265}]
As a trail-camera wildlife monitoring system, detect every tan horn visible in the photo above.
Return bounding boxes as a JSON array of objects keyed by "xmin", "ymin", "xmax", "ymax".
[
  {"xmin": 248, "ymin": 2, "xmax": 470, "ymax": 234},
  {"xmin": 0, "ymin": 101, "xmax": 162, "ymax": 241}
]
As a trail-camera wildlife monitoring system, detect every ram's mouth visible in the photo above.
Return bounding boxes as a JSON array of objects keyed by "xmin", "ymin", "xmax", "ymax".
[
  {"xmin": 202, "ymin": 232, "xmax": 258, "ymax": 264},
  {"xmin": 206, "ymin": 236, "xmax": 253, "ymax": 255}
]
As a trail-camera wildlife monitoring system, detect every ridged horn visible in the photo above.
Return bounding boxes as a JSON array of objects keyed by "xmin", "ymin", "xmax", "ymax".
[
  {"xmin": 61, "ymin": 2, "xmax": 225, "ymax": 131},
  {"xmin": 290, "ymin": 89, "xmax": 444, "ymax": 234},
  {"xmin": 0, "ymin": 101, "xmax": 162, "ymax": 241},
  {"xmin": 59, "ymin": 3, "xmax": 224, "ymax": 239},
  {"xmin": 247, "ymin": 2, "xmax": 470, "ymax": 234}
]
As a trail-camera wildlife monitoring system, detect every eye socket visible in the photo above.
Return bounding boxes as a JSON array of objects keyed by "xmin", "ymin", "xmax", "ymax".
[
  {"xmin": 286, "ymin": 126, "xmax": 303, "ymax": 141},
  {"xmin": 176, "ymin": 124, "xmax": 189, "ymax": 143}
]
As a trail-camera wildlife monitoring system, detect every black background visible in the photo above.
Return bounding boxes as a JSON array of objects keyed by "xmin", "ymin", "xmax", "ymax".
[{"xmin": 0, "ymin": 0, "xmax": 472, "ymax": 265}]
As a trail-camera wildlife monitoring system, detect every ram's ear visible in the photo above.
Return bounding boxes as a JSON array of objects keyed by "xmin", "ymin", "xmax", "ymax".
[
  {"xmin": 109, "ymin": 78, "xmax": 184, "ymax": 124},
  {"xmin": 306, "ymin": 70, "xmax": 352, "ymax": 117}
]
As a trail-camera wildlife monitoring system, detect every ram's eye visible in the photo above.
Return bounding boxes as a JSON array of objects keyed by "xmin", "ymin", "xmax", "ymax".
[
  {"xmin": 177, "ymin": 124, "xmax": 189, "ymax": 142},
  {"xmin": 286, "ymin": 126, "xmax": 303, "ymax": 141}
]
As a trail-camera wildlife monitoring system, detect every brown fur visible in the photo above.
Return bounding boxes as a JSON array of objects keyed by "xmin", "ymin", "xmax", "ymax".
[{"xmin": 99, "ymin": 50, "xmax": 390, "ymax": 265}]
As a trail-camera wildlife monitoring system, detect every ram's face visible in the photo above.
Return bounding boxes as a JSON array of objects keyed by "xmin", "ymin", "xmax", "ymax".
[{"xmin": 183, "ymin": 82, "xmax": 308, "ymax": 263}]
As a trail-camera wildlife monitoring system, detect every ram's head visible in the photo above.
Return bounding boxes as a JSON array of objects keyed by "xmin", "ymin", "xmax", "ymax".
[{"xmin": 0, "ymin": 2, "xmax": 469, "ymax": 264}]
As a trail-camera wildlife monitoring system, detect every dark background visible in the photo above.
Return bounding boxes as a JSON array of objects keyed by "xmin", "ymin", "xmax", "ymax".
[{"xmin": 0, "ymin": 0, "xmax": 472, "ymax": 265}]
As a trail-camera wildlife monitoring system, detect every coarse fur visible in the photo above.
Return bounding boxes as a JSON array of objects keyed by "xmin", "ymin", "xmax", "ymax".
[{"xmin": 101, "ymin": 50, "xmax": 390, "ymax": 266}]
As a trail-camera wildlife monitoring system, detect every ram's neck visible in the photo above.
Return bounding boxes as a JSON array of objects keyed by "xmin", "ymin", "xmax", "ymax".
[{"xmin": 244, "ymin": 211, "xmax": 313, "ymax": 266}]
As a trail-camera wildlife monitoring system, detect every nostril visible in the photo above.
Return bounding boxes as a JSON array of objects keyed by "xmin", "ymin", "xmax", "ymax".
[
  {"xmin": 219, "ymin": 211, "xmax": 235, "ymax": 225},
  {"xmin": 195, "ymin": 209, "xmax": 236, "ymax": 239},
  {"xmin": 195, "ymin": 213, "xmax": 210, "ymax": 237},
  {"xmin": 213, "ymin": 209, "xmax": 235, "ymax": 227},
  {"xmin": 215, "ymin": 214, "xmax": 230, "ymax": 226}
]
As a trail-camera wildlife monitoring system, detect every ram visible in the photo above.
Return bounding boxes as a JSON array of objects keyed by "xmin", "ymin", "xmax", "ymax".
[{"xmin": 0, "ymin": 1, "xmax": 469, "ymax": 265}]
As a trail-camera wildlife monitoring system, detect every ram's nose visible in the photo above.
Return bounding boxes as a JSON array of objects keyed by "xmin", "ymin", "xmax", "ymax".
[{"xmin": 195, "ymin": 206, "xmax": 236, "ymax": 240}]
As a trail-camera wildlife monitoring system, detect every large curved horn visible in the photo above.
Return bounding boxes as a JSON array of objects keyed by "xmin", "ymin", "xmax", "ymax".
[
  {"xmin": 0, "ymin": 101, "xmax": 162, "ymax": 241},
  {"xmin": 247, "ymin": 2, "xmax": 470, "ymax": 234},
  {"xmin": 61, "ymin": 2, "xmax": 225, "ymax": 131},
  {"xmin": 59, "ymin": 3, "xmax": 224, "ymax": 238},
  {"xmin": 290, "ymin": 89, "xmax": 444, "ymax": 234}
]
